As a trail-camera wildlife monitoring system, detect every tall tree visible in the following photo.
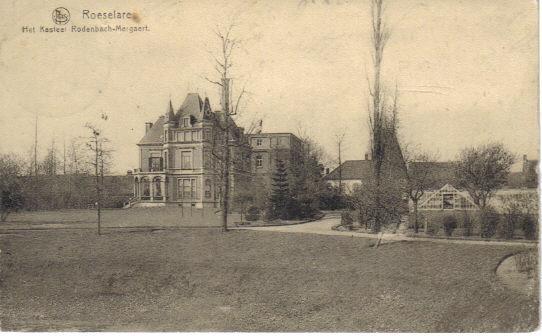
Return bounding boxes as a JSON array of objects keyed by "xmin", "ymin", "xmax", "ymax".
[
  {"xmin": 269, "ymin": 160, "xmax": 290, "ymax": 220},
  {"xmin": 455, "ymin": 143, "xmax": 515, "ymax": 209},
  {"xmin": 367, "ymin": 0, "xmax": 397, "ymax": 232},
  {"xmin": 205, "ymin": 23, "xmax": 247, "ymax": 232},
  {"xmin": 334, "ymin": 132, "xmax": 346, "ymax": 195}
]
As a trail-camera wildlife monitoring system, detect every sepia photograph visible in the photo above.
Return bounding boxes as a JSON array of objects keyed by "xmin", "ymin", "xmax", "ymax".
[{"xmin": 0, "ymin": 0, "xmax": 539, "ymax": 332}]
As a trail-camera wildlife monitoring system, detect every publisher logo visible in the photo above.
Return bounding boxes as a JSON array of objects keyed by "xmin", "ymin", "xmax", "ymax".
[{"xmin": 52, "ymin": 7, "xmax": 70, "ymax": 25}]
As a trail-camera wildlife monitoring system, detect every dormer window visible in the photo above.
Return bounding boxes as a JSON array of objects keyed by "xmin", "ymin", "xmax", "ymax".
[
  {"xmin": 256, "ymin": 138, "xmax": 263, "ymax": 146},
  {"xmin": 183, "ymin": 117, "xmax": 190, "ymax": 128}
]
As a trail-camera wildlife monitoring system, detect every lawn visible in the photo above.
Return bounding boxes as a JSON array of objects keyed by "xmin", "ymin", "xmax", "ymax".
[
  {"xmin": 1, "ymin": 207, "xmax": 227, "ymax": 229},
  {"xmin": 0, "ymin": 228, "xmax": 538, "ymax": 332}
]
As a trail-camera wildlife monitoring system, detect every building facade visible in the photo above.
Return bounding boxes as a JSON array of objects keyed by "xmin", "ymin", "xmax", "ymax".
[
  {"xmin": 131, "ymin": 93, "xmax": 304, "ymax": 208},
  {"xmin": 132, "ymin": 93, "xmax": 251, "ymax": 208},
  {"xmin": 248, "ymin": 133, "xmax": 304, "ymax": 189}
]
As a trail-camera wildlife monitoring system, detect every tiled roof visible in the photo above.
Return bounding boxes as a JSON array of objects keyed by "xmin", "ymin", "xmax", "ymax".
[
  {"xmin": 408, "ymin": 161, "xmax": 457, "ymax": 189},
  {"xmin": 138, "ymin": 116, "xmax": 164, "ymax": 145},
  {"xmin": 324, "ymin": 160, "xmax": 373, "ymax": 180}
]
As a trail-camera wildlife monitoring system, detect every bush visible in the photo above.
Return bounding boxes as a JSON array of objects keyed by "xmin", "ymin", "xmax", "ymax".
[
  {"xmin": 461, "ymin": 211, "xmax": 473, "ymax": 237},
  {"xmin": 246, "ymin": 206, "xmax": 260, "ymax": 221},
  {"xmin": 499, "ymin": 212, "xmax": 519, "ymax": 240},
  {"xmin": 480, "ymin": 207, "xmax": 500, "ymax": 238},
  {"xmin": 522, "ymin": 214, "xmax": 537, "ymax": 240},
  {"xmin": 341, "ymin": 211, "xmax": 354, "ymax": 230},
  {"xmin": 442, "ymin": 215, "xmax": 457, "ymax": 237}
]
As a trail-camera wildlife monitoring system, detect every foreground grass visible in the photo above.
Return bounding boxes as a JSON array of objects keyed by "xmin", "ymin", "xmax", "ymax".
[
  {"xmin": 0, "ymin": 229, "xmax": 538, "ymax": 332},
  {"xmin": 2, "ymin": 207, "xmax": 226, "ymax": 228}
]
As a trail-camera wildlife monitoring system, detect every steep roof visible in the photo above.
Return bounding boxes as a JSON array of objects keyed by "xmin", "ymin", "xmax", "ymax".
[
  {"xmin": 408, "ymin": 161, "xmax": 457, "ymax": 189},
  {"xmin": 324, "ymin": 160, "xmax": 373, "ymax": 180},
  {"xmin": 176, "ymin": 93, "xmax": 213, "ymax": 122},
  {"xmin": 138, "ymin": 116, "xmax": 164, "ymax": 145}
]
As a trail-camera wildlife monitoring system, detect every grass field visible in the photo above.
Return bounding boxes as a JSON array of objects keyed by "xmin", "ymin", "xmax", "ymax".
[
  {"xmin": 1, "ymin": 207, "xmax": 227, "ymax": 229},
  {"xmin": 0, "ymin": 227, "xmax": 538, "ymax": 332}
]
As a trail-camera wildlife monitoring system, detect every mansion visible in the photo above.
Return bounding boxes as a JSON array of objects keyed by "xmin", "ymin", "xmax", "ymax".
[{"xmin": 131, "ymin": 93, "xmax": 303, "ymax": 208}]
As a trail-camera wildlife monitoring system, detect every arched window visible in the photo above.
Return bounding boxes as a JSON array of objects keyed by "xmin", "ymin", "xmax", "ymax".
[
  {"xmin": 153, "ymin": 177, "xmax": 162, "ymax": 198},
  {"xmin": 141, "ymin": 177, "xmax": 150, "ymax": 199}
]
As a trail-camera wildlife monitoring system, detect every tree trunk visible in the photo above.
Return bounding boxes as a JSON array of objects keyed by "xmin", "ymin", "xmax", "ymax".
[
  {"xmin": 413, "ymin": 200, "xmax": 419, "ymax": 233},
  {"xmin": 221, "ymin": 79, "xmax": 231, "ymax": 233},
  {"xmin": 95, "ymin": 137, "xmax": 101, "ymax": 236}
]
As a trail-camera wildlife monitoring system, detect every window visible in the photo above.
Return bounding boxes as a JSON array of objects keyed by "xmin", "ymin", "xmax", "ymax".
[
  {"xmin": 177, "ymin": 178, "xmax": 198, "ymax": 200},
  {"xmin": 204, "ymin": 179, "xmax": 212, "ymax": 198},
  {"xmin": 149, "ymin": 157, "xmax": 163, "ymax": 172},
  {"xmin": 256, "ymin": 155, "xmax": 263, "ymax": 168},
  {"xmin": 192, "ymin": 130, "xmax": 198, "ymax": 141},
  {"xmin": 442, "ymin": 193, "xmax": 454, "ymax": 209},
  {"xmin": 141, "ymin": 178, "xmax": 150, "ymax": 199},
  {"xmin": 183, "ymin": 117, "xmax": 190, "ymax": 128},
  {"xmin": 256, "ymin": 138, "xmax": 263, "ymax": 146},
  {"xmin": 204, "ymin": 129, "xmax": 211, "ymax": 141},
  {"xmin": 153, "ymin": 177, "xmax": 162, "ymax": 198},
  {"xmin": 185, "ymin": 131, "xmax": 192, "ymax": 142},
  {"xmin": 181, "ymin": 151, "xmax": 192, "ymax": 169}
]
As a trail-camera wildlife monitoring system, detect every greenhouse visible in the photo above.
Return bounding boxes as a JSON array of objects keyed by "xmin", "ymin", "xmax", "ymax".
[{"xmin": 417, "ymin": 184, "xmax": 477, "ymax": 211}]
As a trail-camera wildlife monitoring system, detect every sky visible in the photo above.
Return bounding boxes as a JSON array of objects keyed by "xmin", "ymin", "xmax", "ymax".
[{"xmin": 0, "ymin": 0, "xmax": 538, "ymax": 173}]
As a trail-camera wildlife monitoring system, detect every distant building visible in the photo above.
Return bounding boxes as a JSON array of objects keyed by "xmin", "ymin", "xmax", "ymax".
[
  {"xmin": 248, "ymin": 133, "xmax": 304, "ymax": 189},
  {"xmin": 326, "ymin": 155, "xmax": 538, "ymax": 212},
  {"xmin": 324, "ymin": 159, "xmax": 372, "ymax": 194},
  {"xmin": 324, "ymin": 131, "xmax": 406, "ymax": 193}
]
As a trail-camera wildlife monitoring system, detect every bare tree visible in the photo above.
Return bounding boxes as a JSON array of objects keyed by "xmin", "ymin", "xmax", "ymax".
[
  {"xmin": 85, "ymin": 123, "xmax": 111, "ymax": 235},
  {"xmin": 403, "ymin": 146, "xmax": 438, "ymax": 233},
  {"xmin": 42, "ymin": 138, "xmax": 59, "ymax": 176},
  {"xmin": 0, "ymin": 153, "xmax": 25, "ymax": 221},
  {"xmin": 205, "ymin": 23, "xmax": 248, "ymax": 232},
  {"xmin": 334, "ymin": 132, "xmax": 346, "ymax": 195},
  {"xmin": 455, "ymin": 143, "xmax": 515, "ymax": 210}
]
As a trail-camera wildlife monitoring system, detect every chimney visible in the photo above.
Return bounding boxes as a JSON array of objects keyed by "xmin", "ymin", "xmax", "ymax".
[
  {"xmin": 326, "ymin": 168, "xmax": 330, "ymax": 175},
  {"xmin": 364, "ymin": 153, "xmax": 369, "ymax": 160},
  {"xmin": 145, "ymin": 122, "xmax": 153, "ymax": 134}
]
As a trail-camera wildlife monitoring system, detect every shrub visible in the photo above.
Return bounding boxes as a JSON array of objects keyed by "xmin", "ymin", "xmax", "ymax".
[
  {"xmin": 341, "ymin": 211, "xmax": 353, "ymax": 230},
  {"xmin": 246, "ymin": 206, "xmax": 260, "ymax": 221},
  {"xmin": 522, "ymin": 214, "xmax": 537, "ymax": 240},
  {"xmin": 498, "ymin": 212, "xmax": 518, "ymax": 240},
  {"xmin": 442, "ymin": 215, "xmax": 457, "ymax": 237},
  {"xmin": 461, "ymin": 211, "xmax": 473, "ymax": 237},
  {"xmin": 480, "ymin": 207, "xmax": 500, "ymax": 238},
  {"xmin": 425, "ymin": 219, "xmax": 440, "ymax": 236}
]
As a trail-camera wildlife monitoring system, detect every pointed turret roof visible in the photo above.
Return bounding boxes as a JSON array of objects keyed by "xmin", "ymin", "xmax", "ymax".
[{"xmin": 165, "ymin": 99, "xmax": 175, "ymax": 123}]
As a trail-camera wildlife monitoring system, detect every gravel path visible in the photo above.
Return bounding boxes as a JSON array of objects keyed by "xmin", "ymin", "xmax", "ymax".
[{"xmin": 235, "ymin": 214, "xmax": 538, "ymax": 247}]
